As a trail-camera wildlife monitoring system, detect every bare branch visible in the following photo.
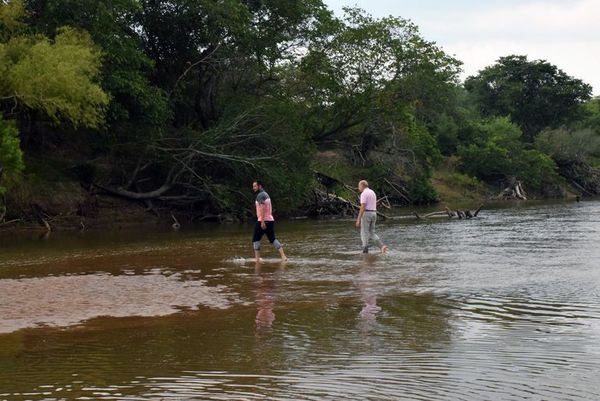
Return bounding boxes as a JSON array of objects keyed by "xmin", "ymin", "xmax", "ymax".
[{"xmin": 168, "ymin": 44, "xmax": 222, "ymax": 98}]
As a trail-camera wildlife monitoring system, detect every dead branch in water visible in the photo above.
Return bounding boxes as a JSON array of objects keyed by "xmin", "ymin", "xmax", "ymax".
[
  {"xmin": 413, "ymin": 205, "xmax": 484, "ymax": 220},
  {"xmin": 495, "ymin": 179, "xmax": 527, "ymax": 200},
  {"xmin": 305, "ymin": 188, "xmax": 389, "ymax": 219}
]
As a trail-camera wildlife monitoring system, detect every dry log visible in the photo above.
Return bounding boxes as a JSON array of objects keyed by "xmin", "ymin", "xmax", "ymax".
[
  {"xmin": 0, "ymin": 218, "xmax": 20, "ymax": 227},
  {"xmin": 193, "ymin": 214, "xmax": 222, "ymax": 222},
  {"xmin": 95, "ymin": 182, "xmax": 173, "ymax": 200},
  {"xmin": 384, "ymin": 178, "xmax": 411, "ymax": 204},
  {"xmin": 412, "ymin": 205, "xmax": 484, "ymax": 220},
  {"xmin": 308, "ymin": 188, "xmax": 389, "ymax": 219},
  {"xmin": 496, "ymin": 179, "xmax": 527, "ymax": 200},
  {"xmin": 40, "ymin": 216, "xmax": 52, "ymax": 232},
  {"xmin": 171, "ymin": 212, "xmax": 181, "ymax": 230}
]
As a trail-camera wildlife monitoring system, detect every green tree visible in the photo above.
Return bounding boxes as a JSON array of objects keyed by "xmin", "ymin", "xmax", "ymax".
[
  {"xmin": 458, "ymin": 117, "xmax": 558, "ymax": 191},
  {"xmin": 297, "ymin": 7, "xmax": 460, "ymax": 143},
  {"xmin": 0, "ymin": 113, "xmax": 24, "ymax": 219},
  {"xmin": 25, "ymin": 0, "xmax": 170, "ymax": 137},
  {"xmin": 464, "ymin": 55, "xmax": 592, "ymax": 141},
  {"xmin": 576, "ymin": 97, "xmax": 600, "ymax": 132},
  {"xmin": 1, "ymin": 1, "xmax": 109, "ymax": 127},
  {"xmin": 75, "ymin": 0, "xmax": 329, "ymax": 214},
  {"xmin": 536, "ymin": 127, "xmax": 600, "ymax": 165},
  {"xmin": 429, "ymin": 85, "xmax": 482, "ymax": 155},
  {"xmin": 0, "ymin": 113, "xmax": 23, "ymax": 181},
  {"xmin": 293, "ymin": 7, "xmax": 460, "ymax": 203}
]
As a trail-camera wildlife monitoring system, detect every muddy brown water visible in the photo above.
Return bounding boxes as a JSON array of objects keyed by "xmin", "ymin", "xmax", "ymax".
[{"xmin": 1, "ymin": 201, "xmax": 599, "ymax": 400}]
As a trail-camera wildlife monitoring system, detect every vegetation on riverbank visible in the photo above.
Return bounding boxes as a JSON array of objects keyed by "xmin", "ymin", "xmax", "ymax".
[{"xmin": 1, "ymin": 0, "xmax": 599, "ymax": 230}]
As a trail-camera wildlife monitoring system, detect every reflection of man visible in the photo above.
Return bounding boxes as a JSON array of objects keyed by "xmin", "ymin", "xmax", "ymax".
[
  {"xmin": 252, "ymin": 180, "xmax": 288, "ymax": 261},
  {"xmin": 355, "ymin": 180, "xmax": 388, "ymax": 254},
  {"xmin": 358, "ymin": 254, "xmax": 381, "ymax": 321},
  {"xmin": 254, "ymin": 261, "xmax": 285, "ymax": 331}
]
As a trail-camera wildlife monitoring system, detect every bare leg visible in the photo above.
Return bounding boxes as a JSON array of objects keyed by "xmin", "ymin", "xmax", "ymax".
[
  {"xmin": 254, "ymin": 249, "xmax": 262, "ymax": 262},
  {"xmin": 278, "ymin": 247, "xmax": 288, "ymax": 261}
]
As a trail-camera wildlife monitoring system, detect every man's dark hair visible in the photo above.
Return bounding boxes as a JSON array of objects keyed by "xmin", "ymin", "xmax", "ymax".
[{"xmin": 254, "ymin": 179, "xmax": 264, "ymax": 187}]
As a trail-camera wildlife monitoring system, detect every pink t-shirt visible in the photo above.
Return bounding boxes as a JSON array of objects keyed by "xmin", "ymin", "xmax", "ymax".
[
  {"xmin": 360, "ymin": 187, "xmax": 377, "ymax": 211},
  {"xmin": 255, "ymin": 190, "xmax": 274, "ymax": 221}
]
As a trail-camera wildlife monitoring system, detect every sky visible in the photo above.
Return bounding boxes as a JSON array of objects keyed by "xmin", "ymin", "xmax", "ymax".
[{"xmin": 323, "ymin": 0, "xmax": 600, "ymax": 95}]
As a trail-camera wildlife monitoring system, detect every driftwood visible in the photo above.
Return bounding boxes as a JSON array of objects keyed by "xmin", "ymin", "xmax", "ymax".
[
  {"xmin": 192, "ymin": 213, "xmax": 223, "ymax": 222},
  {"xmin": 0, "ymin": 218, "xmax": 20, "ymax": 227},
  {"xmin": 305, "ymin": 188, "xmax": 357, "ymax": 218},
  {"xmin": 495, "ymin": 179, "xmax": 527, "ymax": 200},
  {"xmin": 378, "ymin": 196, "xmax": 392, "ymax": 209},
  {"xmin": 384, "ymin": 178, "xmax": 411, "ymax": 205},
  {"xmin": 171, "ymin": 212, "xmax": 181, "ymax": 230},
  {"xmin": 40, "ymin": 216, "xmax": 52, "ymax": 232},
  {"xmin": 414, "ymin": 205, "xmax": 483, "ymax": 220},
  {"xmin": 311, "ymin": 171, "xmax": 392, "ymax": 219},
  {"xmin": 306, "ymin": 188, "xmax": 388, "ymax": 219}
]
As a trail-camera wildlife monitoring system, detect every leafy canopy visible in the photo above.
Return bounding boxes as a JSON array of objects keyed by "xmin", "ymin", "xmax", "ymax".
[
  {"xmin": 1, "ymin": 0, "xmax": 109, "ymax": 128},
  {"xmin": 464, "ymin": 55, "xmax": 592, "ymax": 141},
  {"xmin": 0, "ymin": 113, "xmax": 24, "ymax": 195},
  {"xmin": 458, "ymin": 117, "xmax": 558, "ymax": 190}
]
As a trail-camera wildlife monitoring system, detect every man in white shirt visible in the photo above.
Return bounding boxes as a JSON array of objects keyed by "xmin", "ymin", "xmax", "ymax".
[{"xmin": 355, "ymin": 180, "xmax": 388, "ymax": 254}]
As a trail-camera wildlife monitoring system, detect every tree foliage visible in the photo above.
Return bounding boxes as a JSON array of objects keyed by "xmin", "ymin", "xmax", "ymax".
[
  {"xmin": 1, "ymin": 0, "xmax": 109, "ymax": 127},
  {"xmin": 25, "ymin": 0, "xmax": 170, "ymax": 135},
  {"xmin": 458, "ymin": 117, "xmax": 558, "ymax": 190},
  {"xmin": 0, "ymin": 113, "xmax": 24, "ymax": 184},
  {"xmin": 3, "ymin": 0, "xmax": 599, "ymax": 221},
  {"xmin": 576, "ymin": 97, "xmax": 600, "ymax": 132},
  {"xmin": 464, "ymin": 55, "xmax": 592, "ymax": 141},
  {"xmin": 536, "ymin": 128, "xmax": 600, "ymax": 165}
]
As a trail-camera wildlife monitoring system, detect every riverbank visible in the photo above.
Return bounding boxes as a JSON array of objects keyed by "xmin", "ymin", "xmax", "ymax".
[{"xmin": 0, "ymin": 167, "xmax": 582, "ymax": 235}]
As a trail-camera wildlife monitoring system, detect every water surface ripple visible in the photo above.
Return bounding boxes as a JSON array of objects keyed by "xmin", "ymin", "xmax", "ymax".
[{"xmin": 1, "ymin": 201, "xmax": 599, "ymax": 400}]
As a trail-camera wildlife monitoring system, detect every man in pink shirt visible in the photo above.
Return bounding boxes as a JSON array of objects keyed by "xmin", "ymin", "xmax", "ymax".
[
  {"xmin": 252, "ymin": 180, "xmax": 287, "ymax": 261},
  {"xmin": 355, "ymin": 180, "xmax": 388, "ymax": 254}
]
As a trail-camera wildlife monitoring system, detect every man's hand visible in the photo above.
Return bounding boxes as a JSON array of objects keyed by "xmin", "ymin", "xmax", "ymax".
[
  {"xmin": 261, "ymin": 221, "xmax": 267, "ymax": 230},
  {"xmin": 355, "ymin": 220, "xmax": 361, "ymax": 228}
]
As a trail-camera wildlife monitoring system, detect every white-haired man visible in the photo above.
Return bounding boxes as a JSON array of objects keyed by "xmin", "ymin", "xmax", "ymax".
[{"xmin": 355, "ymin": 180, "xmax": 388, "ymax": 254}]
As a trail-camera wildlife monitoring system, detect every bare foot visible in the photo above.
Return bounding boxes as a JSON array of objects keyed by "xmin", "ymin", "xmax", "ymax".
[{"xmin": 381, "ymin": 245, "xmax": 388, "ymax": 254}]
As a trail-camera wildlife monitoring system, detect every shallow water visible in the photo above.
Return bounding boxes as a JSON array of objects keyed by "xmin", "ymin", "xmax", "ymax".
[{"xmin": 1, "ymin": 201, "xmax": 599, "ymax": 400}]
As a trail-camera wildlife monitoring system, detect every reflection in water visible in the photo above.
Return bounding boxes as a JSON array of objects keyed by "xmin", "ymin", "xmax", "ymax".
[
  {"xmin": 1, "ymin": 201, "xmax": 600, "ymax": 400},
  {"xmin": 254, "ymin": 261, "xmax": 285, "ymax": 332},
  {"xmin": 358, "ymin": 254, "xmax": 381, "ymax": 321}
]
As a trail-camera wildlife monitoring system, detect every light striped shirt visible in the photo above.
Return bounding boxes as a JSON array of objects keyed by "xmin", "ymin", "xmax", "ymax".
[{"xmin": 255, "ymin": 190, "xmax": 274, "ymax": 221}]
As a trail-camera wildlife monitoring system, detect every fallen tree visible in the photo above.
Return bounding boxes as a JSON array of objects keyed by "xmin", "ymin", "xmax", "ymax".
[
  {"xmin": 494, "ymin": 178, "xmax": 527, "ymax": 200},
  {"xmin": 413, "ymin": 205, "xmax": 484, "ymax": 220},
  {"xmin": 305, "ymin": 188, "xmax": 389, "ymax": 219}
]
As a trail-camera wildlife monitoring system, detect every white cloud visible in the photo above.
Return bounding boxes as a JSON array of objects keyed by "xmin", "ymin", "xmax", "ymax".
[
  {"xmin": 325, "ymin": 0, "xmax": 600, "ymax": 95},
  {"xmin": 418, "ymin": 0, "xmax": 600, "ymax": 93},
  {"xmin": 447, "ymin": 40, "xmax": 600, "ymax": 92},
  {"xmin": 434, "ymin": 0, "xmax": 599, "ymax": 39}
]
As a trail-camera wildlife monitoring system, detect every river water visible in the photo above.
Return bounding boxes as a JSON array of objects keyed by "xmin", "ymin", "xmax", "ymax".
[{"xmin": 1, "ymin": 201, "xmax": 599, "ymax": 400}]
